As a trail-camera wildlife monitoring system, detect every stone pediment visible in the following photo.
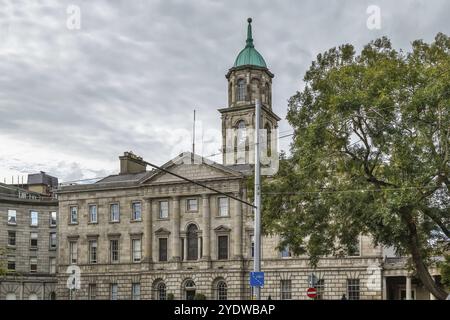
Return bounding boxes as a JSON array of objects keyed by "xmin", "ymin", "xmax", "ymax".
[
  {"xmin": 214, "ymin": 225, "xmax": 231, "ymax": 233},
  {"xmin": 140, "ymin": 152, "xmax": 242, "ymax": 184},
  {"xmin": 154, "ymin": 227, "xmax": 171, "ymax": 236}
]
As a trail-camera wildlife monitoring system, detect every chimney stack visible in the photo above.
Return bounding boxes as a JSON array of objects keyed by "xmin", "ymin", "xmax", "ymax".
[{"xmin": 119, "ymin": 151, "xmax": 147, "ymax": 175}]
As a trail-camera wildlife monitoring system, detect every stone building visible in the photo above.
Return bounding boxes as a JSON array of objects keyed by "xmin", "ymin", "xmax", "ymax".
[
  {"xmin": 0, "ymin": 177, "xmax": 58, "ymax": 300},
  {"xmin": 54, "ymin": 18, "xmax": 442, "ymax": 300}
]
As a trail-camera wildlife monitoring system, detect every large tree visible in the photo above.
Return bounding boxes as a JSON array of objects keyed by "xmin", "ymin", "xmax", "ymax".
[{"xmin": 263, "ymin": 34, "xmax": 450, "ymax": 299}]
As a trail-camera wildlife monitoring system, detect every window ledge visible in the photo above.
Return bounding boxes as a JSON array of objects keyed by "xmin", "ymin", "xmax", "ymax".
[
  {"xmin": 130, "ymin": 219, "xmax": 142, "ymax": 223},
  {"xmin": 156, "ymin": 218, "xmax": 169, "ymax": 221},
  {"xmin": 109, "ymin": 221, "xmax": 120, "ymax": 224},
  {"xmin": 7, "ymin": 223, "xmax": 17, "ymax": 226},
  {"xmin": 69, "ymin": 222, "xmax": 79, "ymax": 226},
  {"xmin": 88, "ymin": 222, "xmax": 98, "ymax": 225}
]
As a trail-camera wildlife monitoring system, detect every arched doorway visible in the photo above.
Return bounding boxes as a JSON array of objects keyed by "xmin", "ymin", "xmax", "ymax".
[
  {"xmin": 184, "ymin": 280, "xmax": 196, "ymax": 300},
  {"xmin": 187, "ymin": 224, "xmax": 198, "ymax": 260}
]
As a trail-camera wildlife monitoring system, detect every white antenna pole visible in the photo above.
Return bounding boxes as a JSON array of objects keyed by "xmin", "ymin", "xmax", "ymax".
[
  {"xmin": 192, "ymin": 109, "xmax": 196, "ymax": 156},
  {"xmin": 254, "ymin": 98, "xmax": 262, "ymax": 300}
]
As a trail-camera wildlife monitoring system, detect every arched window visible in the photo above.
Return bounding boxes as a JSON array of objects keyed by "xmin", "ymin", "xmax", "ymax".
[
  {"xmin": 235, "ymin": 120, "xmax": 247, "ymax": 164},
  {"xmin": 187, "ymin": 224, "xmax": 198, "ymax": 260},
  {"xmin": 28, "ymin": 293, "xmax": 38, "ymax": 300},
  {"xmin": 265, "ymin": 123, "xmax": 272, "ymax": 157},
  {"xmin": 6, "ymin": 293, "xmax": 16, "ymax": 300},
  {"xmin": 237, "ymin": 79, "xmax": 246, "ymax": 101},
  {"xmin": 157, "ymin": 282, "xmax": 166, "ymax": 300},
  {"xmin": 184, "ymin": 279, "xmax": 196, "ymax": 300},
  {"xmin": 50, "ymin": 292, "xmax": 56, "ymax": 300},
  {"xmin": 217, "ymin": 281, "xmax": 227, "ymax": 300}
]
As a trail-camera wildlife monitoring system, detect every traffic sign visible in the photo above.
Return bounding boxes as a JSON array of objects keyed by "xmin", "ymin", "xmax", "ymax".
[
  {"xmin": 250, "ymin": 272, "xmax": 265, "ymax": 287},
  {"xmin": 307, "ymin": 287, "xmax": 317, "ymax": 299}
]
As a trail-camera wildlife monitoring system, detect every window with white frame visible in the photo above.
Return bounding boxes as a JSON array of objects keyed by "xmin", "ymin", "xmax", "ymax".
[
  {"xmin": 110, "ymin": 284, "xmax": 118, "ymax": 300},
  {"xmin": 30, "ymin": 232, "xmax": 38, "ymax": 248},
  {"xmin": 50, "ymin": 211, "xmax": 57, "ymax": 226},
  {"xmin": 89, "ymin": 240, "xmax": 97, "ymax": 264},
  {"xmin": 218, "ymin": 197, "xmax": 229, "ymax": 216},
  {"xmin": 132, "ymin": 202, "xmax": 141, "ymax": 221},
  {"xmin": 69, "ymin": 241, "xmax": 78, "ymax": 264},
  {"xmin": 159, "ymin": 201, "xmax": 168, "ymax": 219},
  {"xmin": 217, "ymin": 281, "xmax": 227, "ymax": 300},
  {"xmin": 281, "ymin": 244, "xmax": 291, "ymax": 258},
  {"xmin": 110, "ymin": 239, "xmax": 119, "ymax": 263},
  {"xmin": 30, "ymin": 211, "xmax": 38, "ymax": 226},
  {"xmin": 315, "ymin": 279, "xmax": 325, "ymax": 300},
  {"xmin": 8, "ymin": 231, "xmax": 16, "ymax": 246},
  {"xmin": 49, "ymin": 232, "xmax": 57, "ymax": 249},
  {"xmin": 49, "ymin": 257, "xmax": 56, "ymax": 274},
  {"xmin": 132, "ymin": 238, "xmax": 142, "ymax": 262},
  {"xmin": 89, "ymin": 205, "xmax": 97, "ymax": 223},
  {"xmin": 110, "ymin": 203, "xmax": 120, "ymax": 222},
  {"xmin": 88, "ymin": 284, "xmax": 97, "ymax": 300},
  {"xmin": 187, "ymin": 199, "xmax": 198, "ymax": 212},
  {"xmin": 237, "ymin": 79, "xmax": 246, "ymax": 101},
  {"xmin": 7, "ymin": 256, "xmax": 15, "ymax": 271},
  {"xmin": 347, "ymin": 279, "xmax": 360, "ymax": 300},
  {"xmin": 69, "ymin": 206, "xmax": 78, "ymax": 224},
  {"xmin": 280, "ymin": 280, "xmax": 292, "ymax": 300},
  {"xmin": 131, "ymin": 283, "xmax": 141, "ymax": 300},
  {"xmin": 30, "ymin": 257, "xmax": 37, "ymax": 273},
  {"xmin": 7, "ymin": 210, "xmax": 17, "ymax": 224}
]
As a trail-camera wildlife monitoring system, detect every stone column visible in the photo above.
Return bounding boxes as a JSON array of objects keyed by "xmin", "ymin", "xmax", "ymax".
[
  {"xmin": 233, "ymin": 193, "xmax": 243, "ymax": 259},
  {"xmin": 202, "ymin": 195, "xmax": 211, "ymax": 260},
  {"xmin": 406, "ymin": 275, "xmax": 412, "ymax": 300},
  {"xmin": 183, "ymin": 237, "xmax": 188, "ymax": 261},
  {"xmin": 382, "ymin": 276, "xmax": 387, "ymax": 300},
  {"xmin": 144, "ymin": 199, "xmax": 153, "ymax": 263},
  {"xmin": 171, "ymin": 196, "xmax": 181, "ymax": 262}
]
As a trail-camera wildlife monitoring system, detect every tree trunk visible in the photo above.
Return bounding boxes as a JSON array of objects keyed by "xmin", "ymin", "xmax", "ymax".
[{"xmin": 400, "ymin": 207, "xmax": 448, "ymax": 300}]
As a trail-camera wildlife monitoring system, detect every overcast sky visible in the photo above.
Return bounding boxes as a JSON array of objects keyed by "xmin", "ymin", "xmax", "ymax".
[{"xmin": 0, "ymin": 0, "xmax": 449, "ymax": 183}]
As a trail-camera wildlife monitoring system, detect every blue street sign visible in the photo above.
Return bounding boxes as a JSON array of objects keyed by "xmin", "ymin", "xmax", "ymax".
[{"xmin": 250, "ymin": 272, "xmax": 265, "ymax": 287}]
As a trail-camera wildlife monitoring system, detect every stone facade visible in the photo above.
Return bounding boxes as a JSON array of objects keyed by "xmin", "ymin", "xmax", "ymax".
[{"xmin": 0, "ymin": 185, "xmax": 58, "ymax": 300}]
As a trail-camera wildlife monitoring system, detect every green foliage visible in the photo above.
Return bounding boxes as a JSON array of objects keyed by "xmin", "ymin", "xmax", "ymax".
[
  {"xmin": 166, "ymin": 293, "xmax": 175, "ymax": 300},
  {"xmin": 263, "ymin": 33, "xmax": 450, "ymax": 296},
  {"xmin": 0, "ymin": 247, "xmax": 8, "ymax": 276},
  {"xmin": 193, "ymin": 293, "xmax": 207, "ymax": 300}
]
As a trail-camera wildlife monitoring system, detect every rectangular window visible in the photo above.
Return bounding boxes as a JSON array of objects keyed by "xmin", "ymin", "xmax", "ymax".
[
  {"xmin": 110, "ymin": 203, "xmax": 120, "ymax": 222},
  {"xmin": 69, "ymin": 241, "xmax": 78, "ymax": 264},
  {"xmin": 280, "ymin": 280, "xmax": 292, "ymax": 300},
  {"xmin": 89, "ymin": 205, "xmax": 97, "ymax": 223},
  {"xmin": 30, "ymin": 232, "xmax": 38, "ymax": 248},
  {"xmin": 49, "ymin": 232, "xmax": 57, "ymax": 249},
  {"xmin": 88, "ymin": 284, "xmax": 97, "ymax": 300},
  {"xmin": 132, "ymin": 239, "xmax": 141, "ymax": 262},
  {"xmin": 89, "ymin": 240, "xmax": 97, "ymax": 264},
  {"xmin": 159, "ymin": 201, "xmax": 168, "ymax": 219},
  {"xmin": 132, "ymin": 202, "xmax": 141, "ymax": 221},
  {"xmin": 348, "ymin": 237, "xmax": 361, "ymax": 256},
  {"xmin": 131, "ymin": 283, "xmax": 141, "ymax": 300},
  {"xmin": 159, "ymin": 238, "xmax": 167, "ymax": 261},
  {"xmin": 187, "ymin": 199, "xmax": 198, "ymax": 212},
  {"xmin": 218, "ymin": 235, "xmax": 228, "ymax": 260},
  {"xmin": 315, "ymin": 279, "xmax": 325, "ymax": 300},
  {"xmin": 7, "ymin": 256, "xmax": 15, "ymax": 271},
  {"xmin": 250, "ymin": 235, "xmax": 255, "ymax": 258},
  {"xmin": 30, "ymin": 211, "xmax": 38, "ymax": 226},
  {"xmin": 110, "ymin": 239, "xmax": 119, "ymax": 263},
  {"xmin": 347, "ymin": 279, "xmax": 360, "ymax": 300},
  {"xmin": 8, "ymin": 231, "xmax": 16, "ymax": 246},
  {"xmin": 218, "ymin": 197, "xmax": 229, "ymax": 216},
  {"xmin": 50, "ymin": 211, "xmax": 57, "ymax": 226},
  {"xmin": 30, "ymin": 257, "xmax": 37, "ymax": 272},
  {"xmin": 70, "ymin": 206, "xmax": 78, "ymax": 224},
  {"xmin": 281, "ymin": 245, "xmax": 291, "ymax": 258},
  {"xmin": 7, "ymin": 209, "xmax": 17, "ymax": 224},
  {"xmin": 49, "ymin": 257, "xmax": 56, "ymax": 274},
  {"xmin": 110, "ymin": 284, "xmax": 118, "ymax": 300}
]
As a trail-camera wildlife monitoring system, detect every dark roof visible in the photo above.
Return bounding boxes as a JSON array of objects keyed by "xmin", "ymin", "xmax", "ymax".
[
  {"xmin": 96, "ymin": 171, "xmax": 150, "ymax": 184},
  {"xmin": 225, "ymin": 164, "xmax": 254, "ymax": 176},
  {"xmin": 27, "ymin": 171, "xmax": 58, "ymax": 187}
]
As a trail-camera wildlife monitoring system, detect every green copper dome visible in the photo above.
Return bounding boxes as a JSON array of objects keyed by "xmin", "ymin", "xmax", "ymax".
[{"xmin": 233, "ymin": 18, "xmax": 267, "ymax": 68}]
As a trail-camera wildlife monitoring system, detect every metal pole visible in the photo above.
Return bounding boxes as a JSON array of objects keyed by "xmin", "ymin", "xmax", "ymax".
[{"xmin": 254, "ymin": 98, "xmax": 261, "ymax": 300}]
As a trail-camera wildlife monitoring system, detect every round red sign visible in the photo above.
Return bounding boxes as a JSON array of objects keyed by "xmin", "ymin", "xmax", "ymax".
[{"xmin": 307, "ymin": 287, "xmax": 317, "ymax": 298}]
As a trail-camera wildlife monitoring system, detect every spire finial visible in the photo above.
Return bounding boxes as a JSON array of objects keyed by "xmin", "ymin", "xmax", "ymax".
[{"xmin": 246, "ymin": 17, "xmax": 254, "ymax": 48}]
